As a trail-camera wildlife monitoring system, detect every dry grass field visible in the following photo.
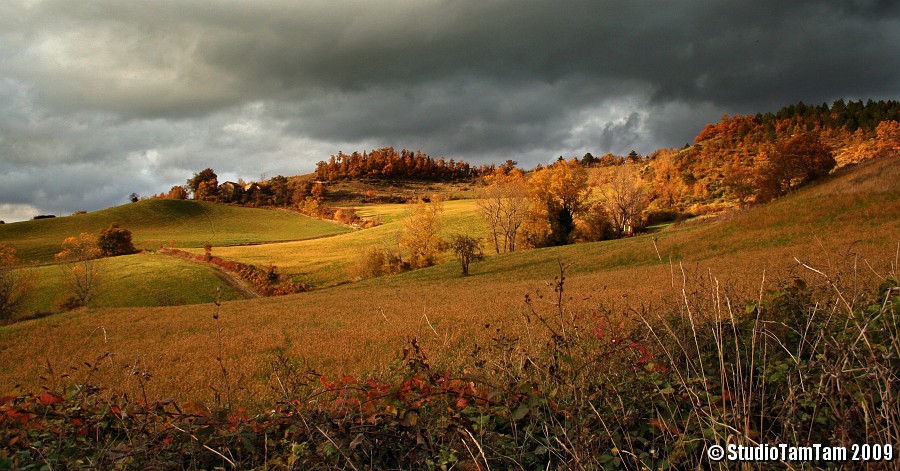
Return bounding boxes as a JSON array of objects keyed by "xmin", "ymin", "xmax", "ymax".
[{"xmin": 0, "ymin": 157, "xmax": 896, "ymax": 408}]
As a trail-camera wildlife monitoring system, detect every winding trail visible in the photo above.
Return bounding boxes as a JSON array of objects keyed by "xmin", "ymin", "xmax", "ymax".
[
  {"xmin": 156, "ymin": 250, "xmax": 261, "ymax": 299},
  {"xmin": 206, "ymin": 262, "xmax": 260, "ymax": 299}
]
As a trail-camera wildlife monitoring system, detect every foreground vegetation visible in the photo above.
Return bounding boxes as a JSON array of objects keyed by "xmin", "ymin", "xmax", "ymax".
[{"xmin": 2, "ymin": 255, "xmax": 897, "ymax": 469}]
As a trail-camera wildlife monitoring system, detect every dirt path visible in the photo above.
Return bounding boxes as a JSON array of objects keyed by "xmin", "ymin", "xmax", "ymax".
[
  {"xmin": 157, "ymin": 250, "xmax": 261, "ymax": 299},
  {"xmin": 207, "ymin": 263, "xmax": 260, "ymax": 299}
]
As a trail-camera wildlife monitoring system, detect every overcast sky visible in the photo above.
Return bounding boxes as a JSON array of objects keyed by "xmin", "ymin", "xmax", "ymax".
[{"xmin": 1, "ymin": 0, "xmax": 898, "ymax": 222}]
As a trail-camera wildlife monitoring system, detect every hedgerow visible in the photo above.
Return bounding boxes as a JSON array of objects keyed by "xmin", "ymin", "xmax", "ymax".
[{"xmin": 159, "ymin": 248, "xmax": 307, "ymax": 296}]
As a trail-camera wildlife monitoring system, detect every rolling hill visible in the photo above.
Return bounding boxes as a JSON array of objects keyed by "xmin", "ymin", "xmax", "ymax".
[
  {"xmin": 0, "ymin": 199, "xmax": 351, "ymax": 263},
  {"xmin": 17, "ymin": 253, "xmax": 248, "ymax": 314},
  {"xmin": 0, "ymin": 156, "xmax": 896, "ymax": 405}
]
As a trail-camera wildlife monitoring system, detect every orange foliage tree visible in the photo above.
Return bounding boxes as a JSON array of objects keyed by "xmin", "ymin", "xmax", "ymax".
[
  {"xmin": 527, "ymin": 159, "xmax": 590, "ymax": 246},
  {"xmin": 754, "ymin": 132, "xmax": 836, "ymax": 202}
]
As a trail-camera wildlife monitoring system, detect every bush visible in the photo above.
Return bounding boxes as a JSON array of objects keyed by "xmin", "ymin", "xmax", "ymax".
[
  {"xmin": 97, "ymin": 223, "xmax": 137, "ymax": 257},
  {"xmin": 57, "ymin": 295, "xmax": 83, "ymax": 311},
  {"xmin": 332, "ymin": 208, "xmax": 359, "ymax": 225},
  {"xmin": 643, "ymin": 208, "xmax": 680, "ymax": 226},
  {"xmin": 351, "ymin": 246, "xmax": 387, "ymax": 280},
  {"xmin": 159, "ymin": 248, "xmax": 307, "ymax": 296}
]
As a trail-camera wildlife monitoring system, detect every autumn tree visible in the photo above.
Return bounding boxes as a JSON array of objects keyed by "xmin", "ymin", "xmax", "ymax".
[
  {"xmin": 167, "ymin": 185, "xmax": 188, "ymax": 200},
  {"xmin": 195, "ymin": 180, "xmax": 219, "ymax": 202},
  {"xmin": 398, "ymin": 198, "xmax": 446, "ymax": 269},
  {"xmin": 267, "ymin": 175, "xmax": 290, "ymax": 207},
  {"xmin": 528, "ymin": 159, "xmax": 590, "ymax": 246},
  {"xmin": 188, "ymin": 168, "xmax": 218, "ymax": 201},
  {"xmin": 55, "ymin": 233, "xmax": 102, "ymax": 310},
  {"xmin": 477, "ymin": 169, "xmax": 530, "ymax": 253},
  {"xmin": 310, "ymin": 182, "xmax": 326, "ymax": 201},
  {"xmin": 874, "ymin": 120, "xmax": 900, "ymax": 156},
  {"xmin": 721, "ymin": 156, "xmax": 757, "ymax": 205},
  {"xmin": 575, "ymin": 203, "xmax": 615, "ymax": 242},
  {"xmin": 755, "ymin": 132, "xmax": 836, "ymax": 202},
  {"xmin": 447, "ymin": 234, "xmax": 484, "ymax": 276},
  {"xmin": 599, "ymin": 165, "xmax": 648, "ymax": 238},
  {"xmin": 0, "ymin": 245, "xmax": 32, "ymax": 320},
  {"xmin": 97, "ymin": 223, "xmax": 137, "ymax": 257}
]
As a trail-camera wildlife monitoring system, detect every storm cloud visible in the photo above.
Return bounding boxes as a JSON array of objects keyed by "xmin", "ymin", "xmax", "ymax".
[{"xmin": 1, "ymin": 0, "xmax": 898, "ymax": 221}]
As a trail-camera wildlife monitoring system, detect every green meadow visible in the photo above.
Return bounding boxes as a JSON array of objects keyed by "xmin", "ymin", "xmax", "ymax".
[
  {"xmin": 0, "ymin": 199, "xmax": 350, "ymax": 263},
  {"xmin": 17, "ymin": 253, "xmax": 246, "ymax": 313}
]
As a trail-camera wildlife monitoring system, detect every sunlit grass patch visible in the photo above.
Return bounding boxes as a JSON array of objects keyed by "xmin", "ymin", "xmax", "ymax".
[
  {"xmin": 0, "ymin": 199, "xmax": 350, "ymax": 263},
  {"xmin": 18, "ymin": 253, "xmax": 244, "ymax": 313}
]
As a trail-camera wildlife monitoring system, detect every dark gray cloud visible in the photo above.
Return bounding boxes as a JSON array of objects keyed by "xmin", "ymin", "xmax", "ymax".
[{"xmin": 1, "ymin": 0, "xmax": 898, "ymax": 221}]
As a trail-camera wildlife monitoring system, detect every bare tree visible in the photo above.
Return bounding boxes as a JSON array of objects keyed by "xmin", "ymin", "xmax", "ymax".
[
  {"xmin": 55, "ymin": 233, "xmax": 103, "ymax": 309},
  {"xmin": 0, "ymin": 245, "xmax": 32, "ymax": 320},
  {"xmin": 477, "ymin": 170, "xmax": 530, "ymax": 253},
  {"xmin": 599, "ymin": 165, "xmax": 648, "ymax": 238}
]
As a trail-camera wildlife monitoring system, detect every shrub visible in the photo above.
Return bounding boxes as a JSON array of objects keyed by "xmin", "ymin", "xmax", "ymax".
[
  {"xmin": 159, "ymin": 248, "xmax": 307, "ymax": 296},
  {"xmin": 97, "ymin": 223, "xmax": 137, "ymax": 257},
  {"xmin": 351, "ymin": 246, "xmax": 387, "ymax": 280},
  {"xmin": 643, "ymin": 208, "xmax": 680, "ymax": 226}
]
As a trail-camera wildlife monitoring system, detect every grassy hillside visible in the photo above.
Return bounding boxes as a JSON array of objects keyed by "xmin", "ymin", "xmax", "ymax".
[
  {"xmin": 192, "ymin": 199, "xmax": 488, "ymax": 287},
  {"xmin": 16, "ymin": 253, "xmax": 246, "ymax": 314},
  {"xmin": 0, "ymin": 157, "xmax": 895, "ymax": 405},
  {"xmin": 0, "ymin": 199, "xmax": 351, "ymax": 263}
]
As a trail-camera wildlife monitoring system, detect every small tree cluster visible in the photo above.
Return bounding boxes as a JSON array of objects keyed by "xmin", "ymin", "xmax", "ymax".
[
  {"xmin": 315, "ymin": 147, "xmax": 480, "ymax": 181},
  {"xmin": 187, "ymin": 168, "xmax": 218, "ymax": 201},
  {"xmin": 754, "ymin": 132, "xmax": 837, "ymax": 202},
  {"xmin": 525, "ymin": 159, "xmax": 591, "ymax": 247}
]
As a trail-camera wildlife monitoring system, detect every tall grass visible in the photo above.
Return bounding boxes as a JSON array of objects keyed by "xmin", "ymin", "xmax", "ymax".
[{"xmin": 2, "ymin": 253, "xmax": 896, "ymax": 469}]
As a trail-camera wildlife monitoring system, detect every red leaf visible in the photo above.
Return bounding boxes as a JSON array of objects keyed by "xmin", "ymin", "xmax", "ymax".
[{"xmin": 38, "ymin": 392, "xmax": 63, "ymax": 406}]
